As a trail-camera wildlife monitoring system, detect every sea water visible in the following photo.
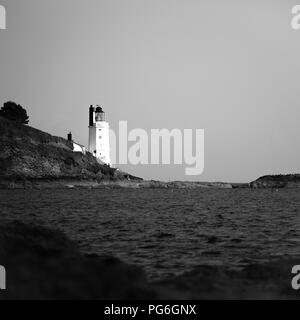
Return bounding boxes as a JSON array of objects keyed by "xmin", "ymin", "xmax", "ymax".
[{"xmin": 0, "ymin": 188, "xmax": 299, "ymax": 280}]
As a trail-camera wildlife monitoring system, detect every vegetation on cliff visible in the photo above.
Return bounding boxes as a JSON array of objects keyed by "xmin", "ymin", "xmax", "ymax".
[{"xmin": 0, "ymin": 101, "xmax": 29, "ymax": 124}]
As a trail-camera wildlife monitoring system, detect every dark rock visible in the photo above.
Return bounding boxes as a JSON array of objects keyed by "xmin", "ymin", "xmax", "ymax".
[{"xmin": 0, "ymin": 221, "xmax": 155, "ymax": 300}]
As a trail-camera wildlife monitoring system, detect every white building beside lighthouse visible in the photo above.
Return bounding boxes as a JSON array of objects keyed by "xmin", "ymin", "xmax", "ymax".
[{"xmin": 88, "ymin": 105, "xmax": 111, "ymax": 165}]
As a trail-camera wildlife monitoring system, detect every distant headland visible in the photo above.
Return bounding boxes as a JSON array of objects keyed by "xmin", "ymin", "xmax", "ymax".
[{"xmin": 250, "ymin": 174, "xmax": 300, "ymax": 189}]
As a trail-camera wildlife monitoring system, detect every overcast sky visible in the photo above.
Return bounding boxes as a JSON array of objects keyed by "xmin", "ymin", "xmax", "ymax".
[{"xmin": 0, "ymin": 0, "xmax": 299, "ymax": 182}]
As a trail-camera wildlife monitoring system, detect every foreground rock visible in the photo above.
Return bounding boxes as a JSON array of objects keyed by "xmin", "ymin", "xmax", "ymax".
[
  {"xmin": 250, "ymin": 174, "xmax": 300, "ymax": 188},
  {"xmin": 0, "ymin": 221, "xmax": 299, "ymax": 299},
  {"xmin": 0, "ymin": 221, "xmax": 155, "ymax": 299},
  {"xmin": 156, "ymin": 259, "xmax": 300, "ymax": 299}
]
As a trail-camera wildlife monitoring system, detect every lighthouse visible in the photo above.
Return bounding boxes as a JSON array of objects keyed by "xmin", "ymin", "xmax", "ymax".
[{"xmin": 88, "ymin": 105, "xmax": 111, "ymax": 165}]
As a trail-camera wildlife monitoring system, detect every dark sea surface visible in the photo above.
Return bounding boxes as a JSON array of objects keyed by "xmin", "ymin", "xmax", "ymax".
[{"xmin": 0, "ymin": 188, "xmax": 300, "ymax": 280}]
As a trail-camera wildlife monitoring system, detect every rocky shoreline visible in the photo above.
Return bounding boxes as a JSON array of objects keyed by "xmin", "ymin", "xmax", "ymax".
[
  {"xmin": 0, "ymin": 177, "xmax": 234, "ymax": 189},
  {"xmin": 0, "ymin": 220, "xmax": 299, "ymax": 299},
  {"xmin": 3, "ymin": 175, "xmax": 300, "ymax": 190}
]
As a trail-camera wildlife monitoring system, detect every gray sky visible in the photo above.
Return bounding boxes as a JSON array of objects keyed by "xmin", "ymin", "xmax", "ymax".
[{"xmin": 0, "ymin": 0, "xmax": 299, "ymax": 182}]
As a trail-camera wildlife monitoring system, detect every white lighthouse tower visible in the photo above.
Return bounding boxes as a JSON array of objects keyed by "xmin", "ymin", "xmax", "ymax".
[{"xmin": 88, "ymin": 105, "xmax": 111, "ymax": 165}]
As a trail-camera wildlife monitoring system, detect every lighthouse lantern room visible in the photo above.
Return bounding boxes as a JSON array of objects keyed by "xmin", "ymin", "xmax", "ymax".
[{"xmin": 88, "ymin": 105, "xmax": 111, "ymax": 165}]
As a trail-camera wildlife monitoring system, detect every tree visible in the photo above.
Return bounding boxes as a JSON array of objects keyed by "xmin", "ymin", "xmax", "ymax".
[{"xmin": 0, "ymin": 101, "xmax": 29, "ymax": 124}]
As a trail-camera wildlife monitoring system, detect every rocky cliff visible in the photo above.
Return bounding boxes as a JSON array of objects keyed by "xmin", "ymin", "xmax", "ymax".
[
  {"xmin": 0, "ymin": 116, "xmax": 141, "ymax": 187},
  {"xmin": 250, "ymin": 174, "xmax": 300, "ymax": 188}
]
